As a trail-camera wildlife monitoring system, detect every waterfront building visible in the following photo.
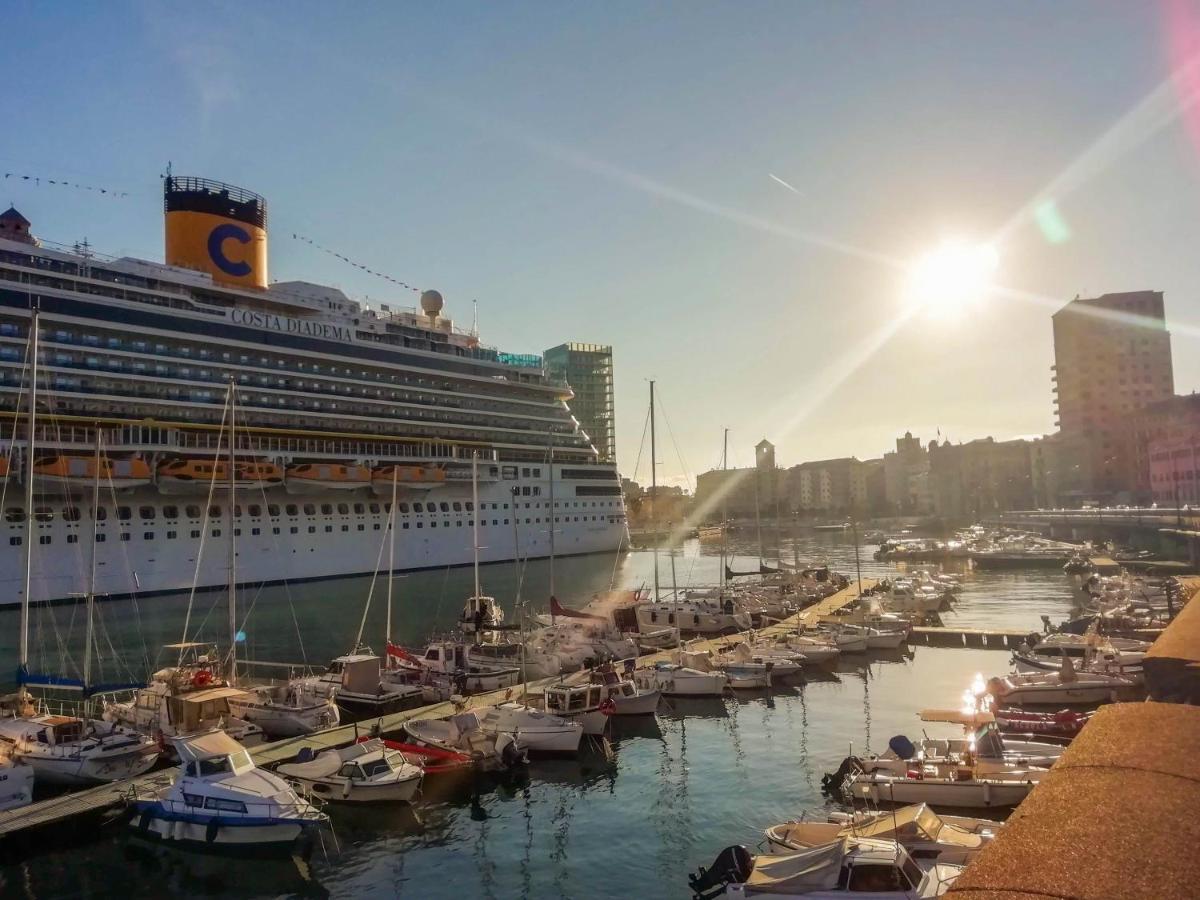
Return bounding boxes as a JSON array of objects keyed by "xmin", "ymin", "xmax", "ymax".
[
  {"xmin": 882, "ymin": 431, "xmax": 932, "ymax": 514},
  {"xmin": 788, "ymin": 457, "xmax": 867, "ymax": 514},
  {"xmin": 927, "ymin": 437, "xmax": 1034, "ymax": 520},
  {"xmin": 0, "ymin": 178, "xmax": 627, "ymax": 606},
  {"xmin": 1051, "ymin": 290, "xmax": 1174, "ymax": 501},
  {"xmin": 543, "ymin": 342, "xmax": 615, "ymax": 463}
]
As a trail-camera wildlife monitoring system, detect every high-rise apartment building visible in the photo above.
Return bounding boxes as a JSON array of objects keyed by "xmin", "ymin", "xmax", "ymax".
[
  {"xmin": 1051, "ymin": 291, "xmax": 1174, "ymax": 498},
  {"xmin": 544, "ymin": 343, "xmax": 616, "ymax": 463}
]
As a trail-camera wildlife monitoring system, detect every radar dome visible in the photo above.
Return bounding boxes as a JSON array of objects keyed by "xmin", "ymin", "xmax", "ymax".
[{"xmin": 420, "ymin": 290, "xmax": 444, "ymax": 317}]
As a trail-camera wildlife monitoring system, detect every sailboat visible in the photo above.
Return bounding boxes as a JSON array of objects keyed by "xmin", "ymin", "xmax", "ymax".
[
  {"xmin": 105, "ymin": 386, "xmax": 263, "ymax": 752},
  {"xmin": 6, "ymin": 309, "xmax": 160, "ymax": 785}
]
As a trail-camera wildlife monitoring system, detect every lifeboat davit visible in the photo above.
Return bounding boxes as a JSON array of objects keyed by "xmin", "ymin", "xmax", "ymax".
[
  {"xmin": 31, "ymin": 454, "xmax": 151, "ymax": 494},
  {"xmin": 157, "ymin": 459, "xmax": 285, "ymax": 494},
  {"xmin": 371, "ymin": 464, "xmax": 446, "ymax": 495},
  {"xmin": 285, "ymin": 462, "xmax": 371, "ymax": 494}
]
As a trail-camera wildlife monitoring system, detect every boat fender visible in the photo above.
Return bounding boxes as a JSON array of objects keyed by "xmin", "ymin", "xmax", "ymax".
[{"xmin": 205, "ymin": 819, "xmax": 220, "ymax": 844}]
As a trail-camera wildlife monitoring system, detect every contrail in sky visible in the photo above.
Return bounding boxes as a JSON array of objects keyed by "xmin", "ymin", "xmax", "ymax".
[{"xmin": 768, "ymin": 172, "xmax": 802, "ymax": 195}]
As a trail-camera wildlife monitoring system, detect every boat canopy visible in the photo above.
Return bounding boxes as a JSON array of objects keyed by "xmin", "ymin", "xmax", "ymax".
[
  {"xmin": 744, "ymin": 839, "xmax": 847, "ymax": 893},
  {"xmin": 175, "ymin": 729, "xmax": 246, "ymax": 761}
]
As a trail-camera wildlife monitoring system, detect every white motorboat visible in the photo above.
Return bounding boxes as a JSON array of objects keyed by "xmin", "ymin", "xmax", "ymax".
[
  {"xmin": 592, "ymin": 667, "xmax": 662, "ymax": 715},
  {"xmin": 541, "ymin": 670, "xmax": 661, "ymax": 733},
  {"xmin": 782, "ymin": 634, "xmax": 841, "ymax": 664},
  {"xmin": 129, "ymin": 731, "xmax": 326, "ymax": 850},
  {"xmin": 827, "ymin": 754, "xmax": 1044, "ymax": 809},
  {"xmin": 765, "ymin": 803, "xmax": 1000, "ymax": 866},
  {"xmin": 689, "ymin": 836, "xmax": 963, "ymax": 898},
  {"xmin": 459, "ymin": 594, "xmax": 505, "ymax": 635},
  {"xmin": 418, "ymin": 641, "xmax": 524, "ymax": 691},
  {"xmin": 840, "ymin": 624, "xmax": 907, "ymax": 650},
  {"xmin": 277, "ymin": 738, "xmax": 423, "ymax": 803},
  {"xmin": 1030, "ymin": 632, "xmax": 1151, "ymax": 657},
  {"xmin": 678, "ymin": 649, "xmax": 771, "ymax": 689},
  {"xmin": 882, "ymin": 579, "xmax": 946, "ymax": 615},
  {"xmin": 634, "ymin": 662, "xmax": 728, "ymax": 697},
  {"xmin": 403, "ymin": 710, "xmax": 528, "ymax": 772},
  {"xmin": 883, "ymin": 725, "xmax": 1064, "ymax": 771},
  {"xmin": 0, "ymin": 714, "xmax": 160, "ymax": 786},
  {"xmin": 813, "ymin": 626, "xmax": 868, "ymax": 653},
  {"xmin": 226, "ymin": 680, "xmax": 339, "ymax": 739},
  {"xmin": 477, "ymin": 702, "xmax": 585, "ymax": 754},
  {"xmin": 0, "ymin": 753, "xmax": 33, "ymax": 811},
  {"xmin": 720, "ymin": 642, "xmax": 804, "ymax": 679},
  {"xmin": 103, "ymin": 646, "xmax": 264, "ymax": 753},
  {"xmin": 983, "ymin": 658, "xmax": 1136, "ymax": 707}
]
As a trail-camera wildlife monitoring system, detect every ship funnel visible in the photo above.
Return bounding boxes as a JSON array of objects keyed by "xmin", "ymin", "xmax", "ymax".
[{"xmin": 164, "ymin": 176, "xmax": 268, "ymax": 289}]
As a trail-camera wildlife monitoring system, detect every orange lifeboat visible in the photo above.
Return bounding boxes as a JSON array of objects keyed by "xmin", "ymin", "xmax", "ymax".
[
  {"xmin": 157, "ymin": 458, "xmax": 284, "ymax": 494},
  {"xmin": 31, "ymin": 454, "xmax": 151, "ymax": 494},
  {"xmin": 371, "ymin": 464, "xmax": 446, "ymax": 495},
  {"xmin": 285, "ymin": 462, "xmax": 371, "ymax": 494}
]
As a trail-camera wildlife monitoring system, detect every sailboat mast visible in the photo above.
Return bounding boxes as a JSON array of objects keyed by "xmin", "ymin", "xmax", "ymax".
[
  {"xmin": 83, "ymin": 426, "xmax": 101, "ymax": 690},
  {"xmin": 720, "ymin": 428, "xmax": 728, "ymax": 592},
  {"xmin": 472, "ymin": 452, "xmax": 481, "ymax": 598},
  {"xmin": 649, "ymin": 380, "xmax": 659, "ymax": 602},
  {"xmin": 386, "ymin": 465, "xmax": 398, "ymax": 647},
  {"xmin": 227, "ymin": 380, "xmax": 237, "ymax": 683},
  {"xmin": 18, "ymin": 305, "xmax": 39, "ymax": 681}
]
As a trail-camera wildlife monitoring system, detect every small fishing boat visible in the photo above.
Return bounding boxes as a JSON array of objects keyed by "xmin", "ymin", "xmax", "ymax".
[
  {"xmin": 226, "ymin": 680, "xmax": 340, "ymax": 739},
  {"xmin": 277, "ymin": 738, "xmax": 423, "ymax": 803},
  {"xmin": 983, "ymin": 659, "xmax": 1136, "ymax": 707},
  {"xmin": 689, "ymin": 836, "xmax": 964, "ymax": 899},
  {"xmin": 634, "ymin": 662, "xmax": 728, "ymax": 697},
  {"xmin": 403, "ymin": 710, "xmax": 529, "ymax": 771},
  {"xmin": 129, "ymin": 731, "xmax": 326, "ymax": 850},
  {"xmin": 825, "ymin": 752, "xmax": 1044, "ymax": 809},
  {"xmin": 0, "ymin": 714, "xmax": 160, "ymax": 786},
  {"xmin": 764, "ymin": 803, "xmax": 1000, "ymax": 865}
]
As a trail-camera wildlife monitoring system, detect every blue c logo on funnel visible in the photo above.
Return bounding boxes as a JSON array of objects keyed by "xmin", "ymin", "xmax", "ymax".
[{"xmin": 208, "ymin": 223, "xmax": 253, "ymax": 277}]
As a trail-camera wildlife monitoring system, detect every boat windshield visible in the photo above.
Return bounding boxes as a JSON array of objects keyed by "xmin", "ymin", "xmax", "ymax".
[
  {"xmin": 915, "ymin": 806, "xmax": 944, "ymax": 840},
  {"xmin": 901, "ymin": 855, "xmax": 923, "ymax": 890},
  {"xmin": 198, "ymin": 755, "xmax": 233, "ymax": 776},
  {"xmin": 361, "ymin": 758, "xmax": 394, "ymax": 778}
]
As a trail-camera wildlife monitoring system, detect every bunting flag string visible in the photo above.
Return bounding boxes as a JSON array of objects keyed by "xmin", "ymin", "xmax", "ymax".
[
  {"xmin": 291, "ymin": 233, "xmax": 421, "ymax": 294},
  {"xmin": 3, "ymin": 172, "xmax": 130, "ymax": 198}
]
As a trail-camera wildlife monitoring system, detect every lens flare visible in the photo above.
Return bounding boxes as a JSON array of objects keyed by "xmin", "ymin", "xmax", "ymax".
[{"xmin": 905, "ymin": 240, "xmax": 998, "ymax": 315}]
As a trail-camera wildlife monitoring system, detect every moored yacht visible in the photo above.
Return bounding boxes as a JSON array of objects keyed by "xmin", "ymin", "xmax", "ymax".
[{"xmin": 0, "ymin": 714, "xmax": 160, "ymax": 786}]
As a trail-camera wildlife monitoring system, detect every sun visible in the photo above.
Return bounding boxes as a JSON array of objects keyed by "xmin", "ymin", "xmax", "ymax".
[{"xmin": 905, "ymin": 239, "xmax": 999, "ymax": 315}]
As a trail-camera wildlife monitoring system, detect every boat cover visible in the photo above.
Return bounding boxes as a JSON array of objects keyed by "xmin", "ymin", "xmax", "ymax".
[
  {"xmin": 744, "ymin": 839, "xmax": 845, "ymax": 893},
  {"xmin": 278, "ymin": 750, "xmax": 343, "ymax": 780}
]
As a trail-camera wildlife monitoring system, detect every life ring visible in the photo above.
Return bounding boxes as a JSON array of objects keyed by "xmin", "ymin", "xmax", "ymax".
[
  {"xmin": 598, "ymin": 698, "xmax": 617, "ymax": 716},
  {"xmin": 191, "ymin": 670, "xmax": 214, "ymax": 688}
]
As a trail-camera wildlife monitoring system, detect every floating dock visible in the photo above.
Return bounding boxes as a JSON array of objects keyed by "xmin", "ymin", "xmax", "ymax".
[
  {"xmin": 910, "ymin": 626, "xmax": 1033, "ymax": 649},
  {"xmin": 0, "ymin": 579, "xmax": 875, "ymax": 842}
]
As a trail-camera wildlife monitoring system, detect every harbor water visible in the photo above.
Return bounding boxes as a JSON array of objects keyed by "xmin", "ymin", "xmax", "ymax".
[{"xmin": 0, "ymin": 533, "xmax": 1086, "ymax": 899}]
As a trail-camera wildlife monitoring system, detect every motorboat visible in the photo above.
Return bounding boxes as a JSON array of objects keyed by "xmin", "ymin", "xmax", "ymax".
[
  {"xmin": 906, "ymin": 724, "xmax": 1065, "ymax": 768},
  {"xmin": 541, "ymin": 670, "xmax": 661, "ymax": 733},
  {"xmin": 880, "ymin": 579, "xmax": 945, "ymax": 615},
  {"xmin": 689, "ymin": 836, "xmax": 964, "ymax": 899},
  {"xmin": 839, "ymin": 624, "xmax": 907, "ymax": 650},
  {"xmin": 1011, "ymin": 649, "xmax": 1144, "ymax": 679},
  {"xmin": 358, "ymin": 735, "xmax": 475, "ymax": 781},
  {"xmin": 591, "ymin": 666, "xmax": 662, "ymax": 715},
  {"xmin": 782, "ymin": 633, "xmax": 841, "ymax": 664},
  {"xmin": 826, "ymin": 753, "xmax": 1044, "ymax": 809},
  {"xmin": 129, "ymin": 731, "xmax": 326, "ymax": 850},
  {"xmin": 812, "ymin": 626, "xmax": 868, "ymax": 653},
  {"xmin": 403, "ymin": 710, "xmax": 528, "ymax": 772},
  {"xmin": 0, "ymin": 714, "xmax": 160, "ymax": 786},
  {"xmin": 459, "ymin": 594, "xmax": 505, "ymax": 635},
  {"xmin": 719, "ymin": 642, "xmax": 804, "ymax": 679},
  {"xmin": 476, "ymin": 702, "xmax": 586, "ymax": 754},
  {"xmin": 277, "ymin": 738, "xmax": 423, "ymax": 804},
  {"xmin": 299, "ymin": 652, "xmax": 424, "ymax": 719},
  {"xmin": 1029, "ymin": 632, "xmax": 1151, "ymax": 657},
  {"xmin": 103, "ymin": 645, "xmax": 265, "ymax": 753},
  {"xmin": 678, "ymin": 649, "xmax": 771, "ymax": 689},
  {"xmin": 992, "ymin": 707, "xmax": 1092, "ymax": 739},
  {"xmin": 982, "ymin": 658, "xmax": 1136, "ymax": 707},
  {"xmin": 418, "ymin": 640, "xmax": 524, "ymax": 692},
  {"xmin": 764, "ymin": 803, "xmax": 1000, "ymax": 865},
  {"xmin": 226, "ymin": 680, "xmax": 340, "ymax": 739},
  {"xmin": 634, "ymin": 662, "xmax": 728, "ymax": 697},
  {"xmin": 0, "ymin": 752, "xmax": 33, "ymax": 811}
]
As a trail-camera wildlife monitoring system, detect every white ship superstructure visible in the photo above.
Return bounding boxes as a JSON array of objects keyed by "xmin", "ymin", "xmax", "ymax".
[{"xmin": 0, "ymin": 177, "xmax": 626, "ymax": 607}]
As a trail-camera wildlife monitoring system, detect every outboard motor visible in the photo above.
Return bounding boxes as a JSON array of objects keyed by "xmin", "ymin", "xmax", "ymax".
[
  {"xmin": 821, "ymin": 755, "xmax": 862, "ymax": 794},
  {"xmin": 888, "ymin": 734, "xmax": 916, "ymax": 760},
  {"xmin": 688, "ymin": 845, "xmax": 753, "ymax": 900}
]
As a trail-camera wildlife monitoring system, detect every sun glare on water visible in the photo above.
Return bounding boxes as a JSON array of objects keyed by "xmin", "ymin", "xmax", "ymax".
[{"xmin": 905, "ymin": 239, "xmax": 999, "ymax": 316}]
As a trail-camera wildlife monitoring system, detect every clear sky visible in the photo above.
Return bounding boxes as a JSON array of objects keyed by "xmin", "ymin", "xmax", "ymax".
[{"xmin": 7, "ymin": 1, "xmax": 1200, "ymax": 487}]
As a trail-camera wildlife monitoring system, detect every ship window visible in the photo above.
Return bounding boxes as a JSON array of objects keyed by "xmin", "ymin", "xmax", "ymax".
[
  {"xmin": 522, "ymin": 468, "xmax": 530, "ymax": 477},
  {"xmin": 8, "ymin": 536, "xmax": 19, "ymax": 546},
  {"xmin": 308, "ymin": 526, "xmax": 316, "ymax": 533},
  {"xmin": 139, "ymin": 506, "xmax": 155, "ymax": 520},
  {"xmin": 248, "ymin": 505, "xmax": 262, "ymax": 517},
  {"xmin": 182, "ymin": 792, "xmax": 204, "ymax": 808},
  {"xmin": 234, "ymin": 505, "xmax": 243, "ymax": 517},
  {"xmin": 452, "ymin": 502, "xmax": 462, "ymax": 512},
  {"xmin": 32, "ymin": 506, "xmax": 52, "ymax": 522},
  {"xmin": 163, "ymin": 505, "xmax": 178, "ymax": 519},
  {"xmin": 373, "ymin": 523, "xmax": 381, "ymax": 530},
  {"xmin": 325, "ymin": 525, "xmax": 332, "ymax": 533},
  {"xmin": 62, "ymin": 507, "xmax": 81, "ymax": 522},
  {"xmin": 267, "ymin": 504, "xmax": 280, "ymax": 517},
  {"xmin": 341, "ymin": 525, "xmax": 349, "ymax": 532},
  {"xmin": 117, "ymin": 506, "xmax": 131, "ymax": 521},
  {"xmin": 211, "ymin": 529, "xmax": 220, "ymax": 538},
  {"xmin": 303, "ymin": 504, "xmax": 316, "ymax": 515},
  {"xmin": 416, "ymin": 522, "xmax": 423, "ymax": 528},
  {"xmin": 182, "ymin": 505, "xmax": 199, "ymax": 518},
  {"xmin": 321, "ymin": 504, "xmax": 333, "ymax": 515},
  {"xmin": 533, "ymin": 469, "xmax": 541, "ymax": 477},
  {"xmin": 353, "ymin": 503, "xmax": 365, "ymax": 514},
  {"xmin": 430, "ymin": 521, "xmax": 437, "ymax": 528},
  {"xmin": 369, "ymin": 503, "xmax": 380, "ymax": 514},
  {"xmin": 67, "ymin": 534, "xmax": 78, "ymax": 544},
  {"xmin": 521, "ymin": 487, "xmax": 530, "ymax": 496},
  {"xmin": 209, "ymin": 506, "xmax": 221, "ymax": 518},
  {"xmin": 167, "ymin": 531, "xmax": 177, "ymax": 540},
  {"xmin": 252, "ymin": 528, "xmax": 260, "ymax": 536},
  {"xmin": 465, "ymin": 502, "xmax": 474, "ymax": 512},
  {"xmin": 337, "ymin": 503, "xmax": 349, "ymax": 515},
  {"xmin": 413, "ymin": 503, "xmax": 424, "ymax": 513},
  {"xmin": 96, "ymin": 533, "xmax": 106, "ymax": 542},
  {"xmin": 402, "ymin": 522, "xmax": 409, "ymax": 529},
  {"xmin": 91, "ymin": 506, "xmax": 107, "ymax": 521},
  {"xmin": 121, "ymin": 533, "xmax": 131, "ymax": 541},
  {"xmin": 38, "ymin": 535, "xmax": 51, "ymax": 545},
  {"xmin": 286, "ymin": 505, "xmax": 298, "ymax": 516}
]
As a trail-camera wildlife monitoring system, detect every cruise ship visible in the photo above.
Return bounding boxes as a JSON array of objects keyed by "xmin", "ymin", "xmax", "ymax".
[{"xmin": 0, "ymin": 177, "xmax": 627, "ymax": 607}]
